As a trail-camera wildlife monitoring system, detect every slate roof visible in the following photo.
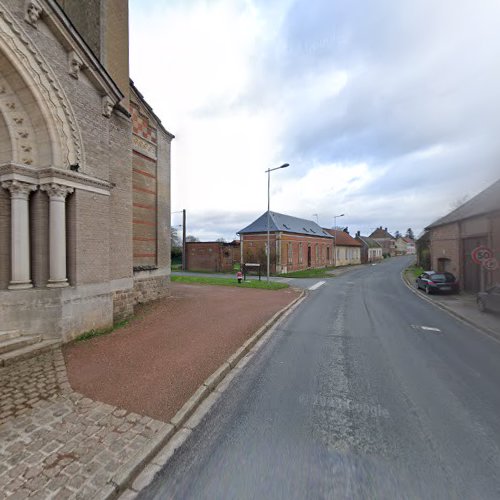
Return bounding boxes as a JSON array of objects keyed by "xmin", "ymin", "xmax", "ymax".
[
  {"xmin": 426, "ymin": 178, "xmax": 500, "ymax": 229},
  {"xmin": 369, "ymin": 227, "xmax": 395, "ymax": 239},
  {"xmin": 238, "ymin": 211, "xmax": 332, "ymax": 238},
  {"xmin": 356, "ymin": 235, "xmax": 382, "ymax": 249},
  {"xmin": 324, "ymin": 229, "xmax": 362, "ymax": 246}
]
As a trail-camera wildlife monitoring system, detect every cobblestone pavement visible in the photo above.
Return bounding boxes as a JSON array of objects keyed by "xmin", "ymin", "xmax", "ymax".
[{"xmin": 0, "ymin": 349, "xmax": 163, "ymax": 499}]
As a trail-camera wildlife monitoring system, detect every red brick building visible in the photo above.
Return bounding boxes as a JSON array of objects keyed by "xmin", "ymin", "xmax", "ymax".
[
  {"xmin": 239, "ymin": 212, "xmax": 334, "ymax": 274},
  {"xmin": 186, "ymin": 241, "xmax": 240, "ymax": 273},
  {"xmin": 425, "ymin": 179, "xmax": 500, "ymax": 292}
]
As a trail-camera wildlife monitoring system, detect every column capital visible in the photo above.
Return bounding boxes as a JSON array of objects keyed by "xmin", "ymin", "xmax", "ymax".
[
  {"xmin": 40, "ymin": 183, "xmax": 74, "ymax": 201},
  {"xmin": 1, "ymin": 180, "xmax": 37, "ymax": 200}
]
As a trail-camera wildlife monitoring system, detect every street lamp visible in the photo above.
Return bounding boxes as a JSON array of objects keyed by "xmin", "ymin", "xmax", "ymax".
[
  {"xmin": 333, "ymin": 213, "xmax": 345, "ymax": 267},
  {"xmin": 265, "ymin": 163, "xmax": 289, "ymax": 282}
]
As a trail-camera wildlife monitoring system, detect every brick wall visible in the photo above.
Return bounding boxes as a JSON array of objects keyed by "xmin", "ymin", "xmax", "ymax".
[
  {"xmin": 30, "ymin": 190, "xmax": 49, "ymax": 287},
  {"xmin": 186, "ymin": 242, "xmax": 239, "ymax": 272},
  {"xmin": 429, "ymin": 222, "xmax": 460, "ymax": 276}
]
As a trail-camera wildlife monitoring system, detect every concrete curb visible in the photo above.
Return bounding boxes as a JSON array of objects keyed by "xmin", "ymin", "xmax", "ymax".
[
  {"xmin": 401, "ymin": 268, "xmax": 500, "ymax": 342},
  {"xmin": 103, "ymin": 288, "xmax": 307, "ymax": 499}
]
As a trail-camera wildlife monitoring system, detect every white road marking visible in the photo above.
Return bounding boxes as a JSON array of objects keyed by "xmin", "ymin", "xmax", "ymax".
[
  {"xmin": 421, "ymin": 326, "xmax": 441, "ymax": 332},
  {"xmin": 308, "ymin": 281, "xmax": 326, "ymax": 291}
]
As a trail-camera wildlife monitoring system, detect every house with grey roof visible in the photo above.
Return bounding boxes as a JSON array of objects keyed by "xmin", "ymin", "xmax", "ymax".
[
  {"xmin": 424, "ymin": 178, "xmax": 500, "ymax": 292},
  {"xmin": 355, "ymin": 233, "xmax": 383, "ymax": 264},
  {"xmin": 238, "ymin": 211, "xmax": 334, "ymax": 274}
]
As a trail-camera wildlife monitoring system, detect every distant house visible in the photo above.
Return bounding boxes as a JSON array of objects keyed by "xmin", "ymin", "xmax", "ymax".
[
  {"xmin": 395, "ymin": 237, "xmax": 408, "ymax": 256},
  {"xmin": 425, "ymin": 178, "xmax": 500, "ymax": 292},
  {"xmin": 369, "ymin": 227, "xmax": 396, "ymax": 257},
  {"xmin": 185, "ymin": 241, "xmax": 240, "ymax": 273},
  {"xmin": 324, "ymin": 229, "xmax": 361, "ymax": 266},
  {"xmin": 238, "ymin": 211, "xmax": 333, "ymax": 274},
  {"xmin": 355, "ymin": 233, "xmax": 383, "ymax": 263},
  {"xmin": 404, "ymin": 237, "xmax": 416, "ymax": 255}
]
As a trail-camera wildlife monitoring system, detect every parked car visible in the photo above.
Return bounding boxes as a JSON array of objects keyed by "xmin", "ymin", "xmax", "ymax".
[
  {"xmin": 477, "ymin": 285, "xmax": 500, "ymax": 313},
  {"xmin": 416, "ymin": 271, "xmax": 460, "ymax": 294}
]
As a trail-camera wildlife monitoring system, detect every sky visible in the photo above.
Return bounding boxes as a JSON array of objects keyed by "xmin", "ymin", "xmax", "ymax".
[{"xmin": 129, "ymin": 0, "xmax": 500, "ymax": 241}]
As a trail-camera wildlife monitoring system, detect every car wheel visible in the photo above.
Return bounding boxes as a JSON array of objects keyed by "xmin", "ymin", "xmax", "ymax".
[
  {"xmin": 478, "ymin": 299, "xmax": 486, "ymax": 313},
  {"xmin": 415, "ymin": 281, "xmax": 420, "ymax": 290},
  {"xmin": 425, "ymin": 285, "xmax": 431, "ymax": 295}
]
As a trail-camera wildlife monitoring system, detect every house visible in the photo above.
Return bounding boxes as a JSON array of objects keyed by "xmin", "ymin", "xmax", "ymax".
[
  {"xmin": 404, "ymin": 237, "xmax": 416, "ymax": 255},
  {"xmin": 395, "ymin": 237, "xmax": 408, "ymax": 255},
  {"xmin": 0, "ymin": 0, "xmax": 173, "ymax": 342},
  {"xmin": 425, "ymin": 178, "xmax": 500, "ymax": 292},
  {"xmin": 324, "ymin": 229, "xmax": 362, "ymax": 266},
  {"xmin": 238, "ymin": 211, "xmax": 333, "ymax": 274},
  {"xmin": 186, "ymin": 241, "xmax": 240, "ymax": 273},
  {"xmin": 369, "ymin": 227, "xmax": 396, "ymax": 257},
  {"xmin": 355, "ymin": 233, "xmax": 384, "ymax": 263}
]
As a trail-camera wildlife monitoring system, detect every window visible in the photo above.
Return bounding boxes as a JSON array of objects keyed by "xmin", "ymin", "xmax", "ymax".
[
  {"xmin": 299, "ymin": 242, "xmax": 303, "ymax": 264},
  {"xmin": 327, "ymin": 246, "xmax": 330, "ymax": 261},
  {"xmin": 288, "ymin": 242, "xmax": 293, "ymax": 264},
  {"xmin": 315, "ymin": 244, "xmax": 319, "ymax": 263}
]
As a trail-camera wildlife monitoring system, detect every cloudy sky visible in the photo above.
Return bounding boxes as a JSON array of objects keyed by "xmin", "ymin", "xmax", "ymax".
[{"xmin": 129, "ymin": 0, "xmax": 500, "ymax": 241}]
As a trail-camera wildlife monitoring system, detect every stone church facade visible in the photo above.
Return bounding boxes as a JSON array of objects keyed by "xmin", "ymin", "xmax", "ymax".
[{"xmin": 0, "ymin": 0, "xmax": 172, "ymax": 341}]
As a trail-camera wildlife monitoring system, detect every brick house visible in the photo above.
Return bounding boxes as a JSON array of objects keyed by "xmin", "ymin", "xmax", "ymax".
[
  {"xmin": 425, "ymin": 178, "xmax": 500, "ymax": 292},
  {"xmin": 355, "ymin": 233, "xmax": 383, "ymax": 263},
  {"xmin": 238, "ymin": 211, "xmax": 333, "ymax": 274},
  {"xmin": 0, "ymin": 0, "xmax": 173, "ymax": 343},
  {"xmin": 186, "ymin": 241, "xmax": 240, "ymax": 273},
  {"xmin": 369, "ymin": 227, "xmax": 396, "ymax": 257},
  {"xmin": 324, "ymin": 229, "xmax": 361, "ymax": 266}
]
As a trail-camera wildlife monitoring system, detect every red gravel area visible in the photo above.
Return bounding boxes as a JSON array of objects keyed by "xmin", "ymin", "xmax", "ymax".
[{"xmin": 63, "ymin": 283, "xmax": 300, "ymax": 422}]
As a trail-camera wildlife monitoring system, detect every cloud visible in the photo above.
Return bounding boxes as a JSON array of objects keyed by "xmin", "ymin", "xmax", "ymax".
[{"xmin": 130, "ymin": 0, "xmax": 500, "ymax": 241}]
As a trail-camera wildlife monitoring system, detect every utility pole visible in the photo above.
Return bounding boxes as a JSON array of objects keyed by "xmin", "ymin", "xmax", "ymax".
[{"xmin": 182, "ymin": 209, "xmax": 186, "ymax": 271}]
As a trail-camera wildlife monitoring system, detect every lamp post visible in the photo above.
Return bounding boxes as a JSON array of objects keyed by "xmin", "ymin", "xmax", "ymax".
[
  {"xmin": 265, "ymin": 163, "xmax": 289, "ymax": 282},
  {"xmin": 333, "ymin": 213, "xmax": 344, "ymax": 267}
]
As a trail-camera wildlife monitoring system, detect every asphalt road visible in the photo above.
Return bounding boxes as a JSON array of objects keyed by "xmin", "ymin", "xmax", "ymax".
[{"xmin": 141, "ymin": 256, "xmax": 500, "ymax": 499}]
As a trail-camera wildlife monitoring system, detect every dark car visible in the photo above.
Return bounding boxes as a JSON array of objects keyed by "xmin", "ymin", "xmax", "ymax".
[
  {"xmin": 416, "ymin": 271, "xmax": 460, "ymax": 294},
  {"xmin": 477, "ymin": 285, "xmax": 500, "ymax": 313}
]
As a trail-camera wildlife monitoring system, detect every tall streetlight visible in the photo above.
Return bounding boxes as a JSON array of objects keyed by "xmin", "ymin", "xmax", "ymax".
[
  {"xmin": 265, "ymin": 163, "xmax": 289, "ymax": 282},
  {"xmin": 333, "ymin": 213, "xmax": 345, "ymax": 267}
]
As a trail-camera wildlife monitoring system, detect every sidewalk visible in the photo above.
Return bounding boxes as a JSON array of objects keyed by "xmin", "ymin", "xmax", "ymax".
[
  {"xmin": 0, "ymin": 283, "xmax": 300, "ymax": 498},
  {"xmin": 403, "ymin": 271, "xmax": 500, "ymax": 339}
]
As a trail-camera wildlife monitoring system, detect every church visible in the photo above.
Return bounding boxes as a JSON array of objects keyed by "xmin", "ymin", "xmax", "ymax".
[{"xmin": 0, "ymin": 0, "xmax": 173, "ymax": 343}]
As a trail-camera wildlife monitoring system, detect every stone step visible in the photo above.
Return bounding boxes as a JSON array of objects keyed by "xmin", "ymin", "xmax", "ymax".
[
  {"xmin": 0, "ymin": 339, "xmax": 61, "ymax": 367},
  {"xmin": 0, "ymin": 330, "xmax": 21, "ymax": 342},
  {"xmin": 0, "ymin": 335, "xmax": 41, "ymax": 355}
]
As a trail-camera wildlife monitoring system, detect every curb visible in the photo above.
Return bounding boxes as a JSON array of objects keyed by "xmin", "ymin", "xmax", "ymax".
[
  {"xmin": 401, "ymin": 268, "xmax": 500, "ymax": 342},
  {"xmin": 102, "ymin": 288, "xmax": 307, "ymax": 499}
]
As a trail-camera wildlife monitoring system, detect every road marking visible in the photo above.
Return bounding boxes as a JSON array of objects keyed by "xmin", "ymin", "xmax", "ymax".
[
  {"xmin": 411, "ymin": 325, "xmax": 442, "ymax": 333},
  {"xmin": 309, "ymin": 281, "xmax": 325, "ymax": 291}
]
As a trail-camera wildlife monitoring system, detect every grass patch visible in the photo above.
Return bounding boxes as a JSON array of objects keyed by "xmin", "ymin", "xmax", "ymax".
[
  {"xmin": 171, "ymin": 275, "xmax": 288, "ymax": 290},
  {"xmin": 171, "ymin": 263, "xmax": 182, "ymax": 271},
  {"xmin": 75, "ymin": 319, "xmax": 129, "ymax": 342},
  {"xmin": 407, "ymin": 264, "xmax": 424, "ymax": 279},
  {"xmin": 277, "ymin": 267, "xmax": 335, "ymax": 279}
]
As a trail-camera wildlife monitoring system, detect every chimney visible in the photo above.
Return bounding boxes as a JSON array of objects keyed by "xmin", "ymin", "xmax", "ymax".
[
  {"xmin": 356, "ymin": 230, "xmax": 360, "ymax": 237},
  {"xmin": 385, "ymin": 227, "xmax": 388, "ymax": 231}
]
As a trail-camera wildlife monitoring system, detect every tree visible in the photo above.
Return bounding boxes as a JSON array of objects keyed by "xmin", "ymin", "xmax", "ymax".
[
  {"xmin": 394, "ymin": 230, "xmax": 402, "ymax": 239},
  {"xmin": 405, "ymin": 228, "xmax": 415, "ymax": 240},
  {"xmin": 216, "ymin": 237, "xmax": 226, "ymax": 243},
  {"xmin": 171, "ymin": 226, "xmax": 181, "ymax": 249},
  {"xmin": 185, "ymin": 235, "xmax": 199, "ymax": 242}
]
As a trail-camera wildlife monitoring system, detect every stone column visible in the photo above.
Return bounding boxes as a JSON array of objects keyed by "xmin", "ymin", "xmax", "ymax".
[
  {"xmin": 41, "ymin": 183, "xmax": 74, "ymax": 288},
  {"xmin": 1, "ymin": 180, "xmax": 37, "ymax": 289}
]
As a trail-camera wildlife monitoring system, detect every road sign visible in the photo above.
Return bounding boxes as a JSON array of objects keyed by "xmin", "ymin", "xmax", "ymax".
[
  {"xmin": 471, "ymin": 246, "xmax": 494, "ymax": 265},
  {"xmin": 482, "ymin": 257, "xmax": 499, "ymax": 271}
]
